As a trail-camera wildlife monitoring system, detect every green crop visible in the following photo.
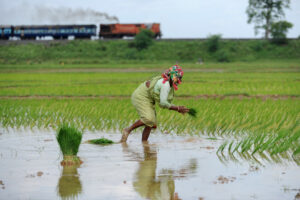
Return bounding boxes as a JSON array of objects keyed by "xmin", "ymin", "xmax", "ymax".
[
  {"xmin": 88, "ymin": 138, "xmax": 114, "ymax": 145},
  {"xmin": 0, "ymin": 72, "xmax": 298, "ymax": 97},
  {"xmin": 57, "ymin": 124, "xmax": 83, "ymax": 156}
]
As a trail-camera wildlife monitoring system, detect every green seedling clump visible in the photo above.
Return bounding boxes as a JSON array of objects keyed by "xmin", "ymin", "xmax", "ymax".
[
  {"xmin": 188, "ymin": 108, "xmax": 197, "ymax": 117},
  {"xmin": 57, "ymin": 124, "xmax": 83, "ymax": 166},
  {"xmin": 88, "ymin": 138, "xmax": 114, "ymax": 145}
]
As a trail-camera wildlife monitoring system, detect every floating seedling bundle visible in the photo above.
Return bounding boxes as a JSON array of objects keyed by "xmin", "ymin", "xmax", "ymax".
[
  {"xmin": 88, "ymin": 138, "xmax": 114, "ymax": 145},
  {"xmin": 57, "ymin": 124, "xmax": 83, "ymax": 166}
]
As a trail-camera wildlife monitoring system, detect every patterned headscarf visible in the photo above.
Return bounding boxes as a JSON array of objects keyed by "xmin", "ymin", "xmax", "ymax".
[{"xmin": 162, "ymin": 65, "xmax": 184, "ymax": 90}]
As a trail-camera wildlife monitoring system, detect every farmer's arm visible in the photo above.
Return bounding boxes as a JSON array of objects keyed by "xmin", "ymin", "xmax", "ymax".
[
  {"xmin": 159, "ymin": 83, "xmax": 189, "ymax": 114},
  {"xmin": 159, "ymin": 83, "xmax": 172, "ymax": 108}
]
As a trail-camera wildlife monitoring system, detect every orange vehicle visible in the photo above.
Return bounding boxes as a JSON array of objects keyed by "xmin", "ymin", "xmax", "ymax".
[{"xmin": 100, "ymin": 23, "xmax": 161, "ymax": 38}]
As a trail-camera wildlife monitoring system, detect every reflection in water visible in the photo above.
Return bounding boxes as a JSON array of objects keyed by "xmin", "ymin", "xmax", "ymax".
[
  {"xmin": 122, "ymin": 142, "xmax": 197, "ymax": 200},
  {"xmin": 217, "ymin": 150, "xmax": 300, "ymax": 166},
  {"xmin": 57, "ymin": 164, "xmax": 82, "ymax": 200}
]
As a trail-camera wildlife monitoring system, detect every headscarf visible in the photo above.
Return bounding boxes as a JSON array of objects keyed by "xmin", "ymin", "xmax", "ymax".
[{"xmin": 162, "ymin": 65, "xmax": 184, "ymax": 90}]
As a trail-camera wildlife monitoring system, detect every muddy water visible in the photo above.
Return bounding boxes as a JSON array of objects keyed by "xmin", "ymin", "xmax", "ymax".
[{"xmin": 0, "ymin": 128, "xmax": 299, "ymax": 200}]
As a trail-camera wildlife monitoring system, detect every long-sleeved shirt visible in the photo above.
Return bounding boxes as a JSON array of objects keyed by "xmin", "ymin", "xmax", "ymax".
[{"xmin": 153, "ymin": 78, "xmax": 173, "ymax": 108}]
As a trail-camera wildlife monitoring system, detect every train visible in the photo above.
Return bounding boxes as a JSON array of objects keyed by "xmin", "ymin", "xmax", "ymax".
[
  {"xmin": 0, "ymin": 23, "xmax": 161, "ymax": 40},
  {"xmin": 0, "ymin": 24, "xmax": 97, "ymax": 40},
  {"xmin": 100, "ymin": 23, "xmax": 161, "ymax": 38}
]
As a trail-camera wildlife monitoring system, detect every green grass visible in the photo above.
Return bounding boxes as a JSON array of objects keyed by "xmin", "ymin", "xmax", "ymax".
[
  {"xmin": 88, "ymin": 138, "xmax": 114, "ymax": 145},
  {"xmin": 0, "ymin": 60, "xmax": 299, "ymax": 72},
  {"xmin": 56, "ymin": 124, "xmax": 83, "ymax": 156},
  {"xmin": 0, "ymin": 40, "xmax": 299, "ymax": 64}
]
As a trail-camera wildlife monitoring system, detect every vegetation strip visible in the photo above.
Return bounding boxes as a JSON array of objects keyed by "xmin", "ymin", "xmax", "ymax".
[
  {"xmin": 0, "ymin": 94, "xmax": 298, "ymax": 100},
  {"xmin": 1, "ymin": 98, "xmax": 299, "ymax": 160}
]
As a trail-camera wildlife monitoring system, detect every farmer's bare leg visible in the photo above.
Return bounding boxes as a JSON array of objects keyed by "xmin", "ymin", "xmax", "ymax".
[
  {"xmin": 142, "ymin": 126, "xmax": 152, "ymax": 141},
  {"xmin": 120, "ymin": 120, "xmax": 145, "ymax": 142}
]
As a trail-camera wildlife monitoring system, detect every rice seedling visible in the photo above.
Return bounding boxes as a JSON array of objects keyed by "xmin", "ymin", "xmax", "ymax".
[
  {"xmin": 188, "ymin": 108, "xmax": 197, "ymax": 117},
  {"xmin": 56, "ymin": 124, "xmax": 83, "ymax": 166},
  {"xmin": 0, "ymin": 72, "xmax": 299, "ymax": 97},
  {"xmin": 88, "ymin": 138, "xmax": 114, "ymax": 145}
]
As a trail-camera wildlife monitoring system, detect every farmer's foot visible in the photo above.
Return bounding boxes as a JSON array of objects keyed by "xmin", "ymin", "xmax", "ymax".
[{"xmin": 120, "ymin": 128, "xmax": 130, "ymax": 143}]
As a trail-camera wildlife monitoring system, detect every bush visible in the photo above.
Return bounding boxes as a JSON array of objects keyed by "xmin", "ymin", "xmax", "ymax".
[
  {"xmin": 270, "ymin": 21, "xmax": 293, "ymax": 45},
  {"xmin": 215, "ymin": 49, "xmax": 231, "ymax": 62},
  {"xmin": 133, "ymin": 29, "xmax": 155, "ymax": 51},
  {"xmin": 206, "ymin": 34, "xmax": 222, "ymax": 53}
]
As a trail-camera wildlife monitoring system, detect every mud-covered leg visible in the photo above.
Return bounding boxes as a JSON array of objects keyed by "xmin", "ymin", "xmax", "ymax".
[
  {"xmin": 142, "ymin": 126, "xmax": 152, "ymax": 141},
  {"xmin": 120, "ymin": 120, "xmax": 145, "ymax": 142}
]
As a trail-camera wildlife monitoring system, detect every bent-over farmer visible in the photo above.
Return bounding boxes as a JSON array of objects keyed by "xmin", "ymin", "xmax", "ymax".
[{"xmin": 120, "ymin": 65, "xmax": 189, "ymax": 142}]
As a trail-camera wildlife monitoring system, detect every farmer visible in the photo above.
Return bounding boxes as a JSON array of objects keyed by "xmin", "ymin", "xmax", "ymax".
[{"xmin": 120, "ymin": 65, "xmax": 189, "ymax": 142}]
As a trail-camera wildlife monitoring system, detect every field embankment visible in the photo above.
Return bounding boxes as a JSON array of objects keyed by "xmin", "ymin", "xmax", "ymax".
[{"xmin": 0, "ymin": 39, "xmax": 299, "ymax": 65}]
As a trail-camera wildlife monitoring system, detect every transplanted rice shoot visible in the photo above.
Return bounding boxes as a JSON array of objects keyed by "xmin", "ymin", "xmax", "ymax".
[
  {"xmin": 57, "ymin": 124, "xmax": 83, "ymax": 165},
  {"xmin": 188, "ymin": 108, "xmax": 197, "ymax": 117},
  {"xmin": 88, "ymin": 138, "xmax": 114, "ymax": 145}
]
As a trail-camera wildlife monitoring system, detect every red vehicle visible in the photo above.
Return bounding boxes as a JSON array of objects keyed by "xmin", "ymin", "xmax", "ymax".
[{"xmin": 100, "ymin": 23, "xmax": 161, "ymax": 39}]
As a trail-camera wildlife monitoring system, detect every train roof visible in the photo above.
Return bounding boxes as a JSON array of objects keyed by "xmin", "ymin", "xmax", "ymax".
[
  {"xmin": 0, "ymin": 25, "xmax": 13, "ymax": 28},
  {"xmin": 12, "ymin": 24, "xmax": 97, "ymax": 28},
  {"xmin": 100, "ymin": 23, "xmax": 160, "ymax": 25}
]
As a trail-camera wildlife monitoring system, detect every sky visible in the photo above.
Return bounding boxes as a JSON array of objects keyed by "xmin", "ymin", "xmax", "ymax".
[{"xmin": 0, "ymin": 0, "xmax": 299, "ymax": 38}]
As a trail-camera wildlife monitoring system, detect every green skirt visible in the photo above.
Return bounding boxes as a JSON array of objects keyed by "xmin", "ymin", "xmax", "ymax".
[{"xmin": 131, "ymin": 82, "xmax": 157, "ymax": 127}]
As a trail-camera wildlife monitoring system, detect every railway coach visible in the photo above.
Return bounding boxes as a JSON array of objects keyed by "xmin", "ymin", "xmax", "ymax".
[
  {"xmin": 0, "ymin": 26, "xmax": 13, "ymax": 40},
  {"xmin": 0, "ymin": 24, "xmax": 97, "ymax": 40},
  {"xmin": 100, "ymin": 23, "xmax": 161, "ymax": 39}
]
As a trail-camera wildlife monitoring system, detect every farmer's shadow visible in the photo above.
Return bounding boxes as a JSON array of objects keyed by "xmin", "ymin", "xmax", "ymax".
[
  {"xmin": 122, "ymin": 142, "xmax": 197, "ymax": 200},
  {"xmin": 57, "ymin": 164, "xmax": 82, "ymax": 200}
]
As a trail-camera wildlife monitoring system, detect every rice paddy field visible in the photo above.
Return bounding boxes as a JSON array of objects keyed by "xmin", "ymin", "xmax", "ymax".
[{"xmin": 0, "ymin": 60, "xmax": 300, "ymax": 199}]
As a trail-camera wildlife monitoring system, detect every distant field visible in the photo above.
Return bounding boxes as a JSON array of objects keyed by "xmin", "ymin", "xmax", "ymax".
[
  {"xmin": 0, "ymin": 70, "xmax": 299, "ymax": 97},
  {"xmin": 0, "ymin": 60, "xmax": 299, "ymax": 72}
]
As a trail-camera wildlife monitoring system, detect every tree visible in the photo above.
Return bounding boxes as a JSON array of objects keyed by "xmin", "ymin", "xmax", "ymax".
[
  {"xmin": 270, "ymin": 20, "xmax": 293, "ymax": 44},
  {"xmin": 133, "ymin": 29, "xmax": 154, "ymax": 51},
  {"xmin": 246, "ymin": 0, "xmax": 290, "ymax": 39}
]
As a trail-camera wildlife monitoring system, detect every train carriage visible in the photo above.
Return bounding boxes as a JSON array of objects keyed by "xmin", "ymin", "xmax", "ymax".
[
  {"xmin": 0, "ymin": 26, "xmax": 13, "ymax": 40},
  {"xmin": 100, "ymin": 23, "xmax": 161, "ymax": 39},
  {"xmin": 1, "ymin": 24, "xmax": 97, "ymax": 40}
]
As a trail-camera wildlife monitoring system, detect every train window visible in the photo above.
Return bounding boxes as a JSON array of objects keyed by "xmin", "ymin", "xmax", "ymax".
[{"xmin": 4, "ymin": 28, "xmax": 11, "ymax": 34}]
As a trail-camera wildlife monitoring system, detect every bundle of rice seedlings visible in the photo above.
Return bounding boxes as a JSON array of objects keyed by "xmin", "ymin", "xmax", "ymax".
[
  {"xmin": 88, "ymin": 138, "xmax": 114, "ymax": 145},
  {"xmin": 56, "ymin": 124, "xmax": 83, "ymax": 166},
  {"xmin": 188, "ymin": 108, "xmax": 197, "ymax": 117}
]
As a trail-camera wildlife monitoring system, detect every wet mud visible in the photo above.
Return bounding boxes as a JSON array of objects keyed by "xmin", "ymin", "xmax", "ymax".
[{"xmin": 0, "ymin": 128, "xmax": 299, "ymax": 199}]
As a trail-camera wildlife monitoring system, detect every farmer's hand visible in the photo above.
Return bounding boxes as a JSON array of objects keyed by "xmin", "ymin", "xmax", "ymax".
[{"xmin": 178, "ymin": 106, "xmax": 189, "ymax": 114}]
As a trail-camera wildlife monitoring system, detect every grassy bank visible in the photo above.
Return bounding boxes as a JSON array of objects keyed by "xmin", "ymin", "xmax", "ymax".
[{"xmin": 0, "ymin": 39, "xmax": 299, "ymax": 64}]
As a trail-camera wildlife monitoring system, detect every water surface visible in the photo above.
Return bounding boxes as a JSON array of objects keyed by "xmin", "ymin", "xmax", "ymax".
[{"xmin": 0, "ymin": 128, "xmax": 299, "ymax": 200}]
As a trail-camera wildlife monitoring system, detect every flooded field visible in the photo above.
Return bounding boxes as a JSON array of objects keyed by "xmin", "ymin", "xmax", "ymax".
[{"xmin": 0, "ymin": 128, "xmax": 299, "ymax": 200}]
